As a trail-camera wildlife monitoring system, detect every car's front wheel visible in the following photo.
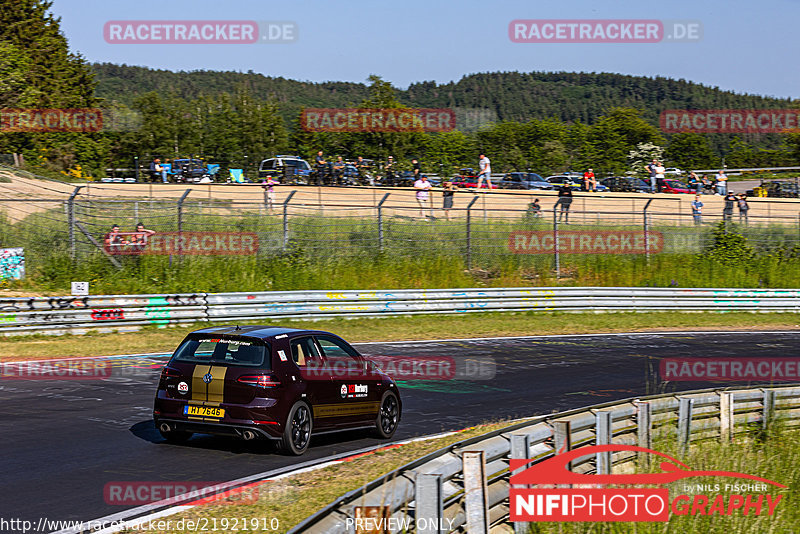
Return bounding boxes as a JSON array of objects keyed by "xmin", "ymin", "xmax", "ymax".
[
  {"xmin": 374, "ymin": 391, "xmax": 400, "ymax": 439},
  {"xmin": 280, "ymin": 401, "xmax": 313, "ymax": 455}
]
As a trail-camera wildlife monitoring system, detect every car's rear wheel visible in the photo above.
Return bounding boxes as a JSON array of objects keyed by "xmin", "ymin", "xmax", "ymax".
[
  {"xmin": 374, "ymin": 391, "xmax": 399, "ymax": 439},
  {"xmin": 280, "ymin": 401, "xmax": 313, "ymax": 455}
]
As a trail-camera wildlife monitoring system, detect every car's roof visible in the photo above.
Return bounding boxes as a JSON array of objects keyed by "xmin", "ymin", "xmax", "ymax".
[{"xmin": 188, "ymin": 325, "xmax": 327, "ymax": 340}]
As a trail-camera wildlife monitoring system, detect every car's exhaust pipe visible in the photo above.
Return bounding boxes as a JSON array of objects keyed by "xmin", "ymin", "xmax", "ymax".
[
  {"xmin": 159, "ymin": 423, "xmax": 172, "ymax": 433},
  {"xmin": 241, "ymin": 430, "xmax": 257, "ymax": 441}
]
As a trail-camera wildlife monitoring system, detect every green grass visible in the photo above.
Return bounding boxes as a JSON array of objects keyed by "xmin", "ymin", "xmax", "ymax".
[{"xmin": 3, "ymin": 209, "xmax": 800, "ymax": 294}]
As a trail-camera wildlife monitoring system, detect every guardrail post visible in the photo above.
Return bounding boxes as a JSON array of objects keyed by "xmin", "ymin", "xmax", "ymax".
[
  {"xmin": 553, "ymin": 208, "xmax": 560, "ymax": 279},
  {"xmin": 175, "ymin": 189, "xmax": 191, "ymax": 265},
  {"xmin": 463, "ymin": 451, "xmax": 488, "ymax": 534},
  {"xmin": 637, "ymin": 401, "xmax": 652, "ymax": 466},
  {"xmin": 643, "ymin": 198, "xmax": 653, "ymax": 264},
  {"xmin": 283, "ymin": 190, "xmax": 297, "ymax": 251},
  {"xmin": 596, "ymin": 411, "xmax": 613, "ymax": 474},
  {"xmin": 763, "ymin": 389, "xmax": 777, "ymax": 431},
  {"xmin": 67, "ymin": 186, "xmax": 84, "ymax": 261},
  {"xmin": 510, "ymin": 434, "xmax": 531, "ymax": 534},
  {"xmin": 465, "ymin": 196, "xmax": 479, "ymax": 270},
  {"xmin": 720, "ymin": 392, "xmax": 734, "ymax": 442},
  {"xmin": 553, "ymin": 420, "xmax": 572, "ymax": 473},
  {"xmin": 416, "ymin": 474, "xmax": 444, "ymax": 534},
  {"xmin": 377, "ymin": 192, "xmax": 390, "ymax": 252},
  {"xmin": 678, "ymin": 397, "xmax": 694, "ymax": 453}
]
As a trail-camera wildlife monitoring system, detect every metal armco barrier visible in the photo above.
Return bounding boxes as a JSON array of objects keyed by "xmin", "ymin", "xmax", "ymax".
[
  {"xmin": 288, "ymin": 385, "xmax": 800, "ymax": 533},
  {"xmin": 0, "ymin": 286, "xmax": 799, "ymax": 335}
]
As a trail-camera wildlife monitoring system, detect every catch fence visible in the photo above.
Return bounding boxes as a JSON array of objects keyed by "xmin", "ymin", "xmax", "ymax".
[{"xmin": 1, "ymin": 186, "xmax": 799, "ymax": 282}]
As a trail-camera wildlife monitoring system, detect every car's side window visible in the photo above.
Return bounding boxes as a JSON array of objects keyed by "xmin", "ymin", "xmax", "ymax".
[
  {"xmin": 290, "ymin": 336, "xmax": 321, "ymax": 367},
  {"xmin": 316, "ymin": 336, "xmax": 361, "ymax": 365}
]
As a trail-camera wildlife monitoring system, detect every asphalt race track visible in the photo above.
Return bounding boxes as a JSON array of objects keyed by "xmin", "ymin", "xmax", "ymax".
[{"xmin": 3, "ymin": 332, "xmax": 798, "ymax": 528}]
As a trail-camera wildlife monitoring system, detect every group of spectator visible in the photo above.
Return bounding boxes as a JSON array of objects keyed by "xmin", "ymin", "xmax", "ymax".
[
  {"xmin": 690, "ymin": 192, "xmax": 749, "ymax": 225},
  {"xmin": 104, "ymin": 223, "xmax": 155, "ymax": 252}
]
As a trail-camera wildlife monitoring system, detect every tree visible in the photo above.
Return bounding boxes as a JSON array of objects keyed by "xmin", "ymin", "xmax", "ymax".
[{"xmin": 664, "ymin": 132, "xmax": 718, "ymax": 170}]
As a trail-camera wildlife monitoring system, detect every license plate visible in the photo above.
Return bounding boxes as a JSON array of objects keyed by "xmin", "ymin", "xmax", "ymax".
[{"xmin": 184, "ymin": 405, "xmax": 225, "ymax": 418}]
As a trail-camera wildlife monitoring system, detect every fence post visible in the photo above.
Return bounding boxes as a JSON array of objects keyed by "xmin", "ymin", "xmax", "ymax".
[
  {"xmin": 678, "ymin": 397, "xmax": 694, "ymax": 453},
  {"xmin": 134, "ymin": 156, "xmax": 140, "ymax": 183},
  {"xmin": 465, "ymin": 196, "xmax": 479, "ymax": 270},
  {"xmin": 763, "ymin": 389, "xmax": 777, "ymax": 431},
  {"xmin": 553, "ymin": 208, "xmax": 560, "ymax": 278},
  {"xmin": 596, "ymin": 411, "xmax": 613, "ymax": 474},
  {"xmin": 175, "ymin": 189, "xmax": 191, "ymax": 263},
  {"xmin": 377, "ymin": 192, "xmax": 390, "ymax": 252},
  {"xmin": 416, "ymin": 474, "xmax": 444, "ymax": 534},
  {"xmin": 637, "ymin": 401, "xmax": 652, "ymax": 466},
  {"xmin": 643, "ymin": 198, "xmax": 653, "ymax": 263},
  {"xmin": 553, "ymin": 420, "xmax": 571, "ymax": 473},
  {"xmin": 283, "ymin": 190, "xmax": 297, "ymax": 251},
  {"xmin": 67, "ymin": 186, "xmax": 84, "ymax": 261},
  {"xmin": 510, "ymin": 433, "xmax": 531, "ymax": 534},
  {"xmin": 720, "ymin": 392, "xmax": 734, "ymax": 442},
  {"xmin": 462, "ymin": 451, "xmax": 488, "ymax": 534}
]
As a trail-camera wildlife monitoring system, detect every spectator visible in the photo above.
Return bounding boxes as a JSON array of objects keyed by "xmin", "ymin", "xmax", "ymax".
[
  {"xmin": 383, "ymin": 156, "xmax": 395, "ymax": 186},
  {"xmin": 150, "ymin": 158, "xmax": 167, "ymax": 183},
  {"xmin": 476, "ymin": 153, "xmax": 493, "ymax": 190},
  {"xmin": 688, "ymin": 171, "xmax": 701, "ymax": 194},
  {"xmin": 356, "ymin": 156, "xmax": 373, "ymax": 185},
  {"xmin": 555, "ymin": 184, "xmax": 573, "ymax": 223},
  {"xmin": 654, "ymin": 161, "xmax": 666, "ymax": 191},
  {"xmin": 105, "ymin": 224, "xmax": 128, "ymax": 252},
  {"xmin": 701, "ymin": 174, "xmax": 713, "ymax": 194},
  {"xmin": 737, "ymin": 193, "xmax": 750, "ymax": 224},
  {"xmin": 716, "ymin": 170, "xmax": 728, "ymax": 195},
  {"xmin": 315, "ymin": 151, "xmax": 327, "ymax": 185},
  {"xmin": 583, "ymin": 168, "xmax": 596, "ymax": 192},
  {"xmin": 723, "ymin": 192, "xmax": 736, "ymax": 222},
  {"xmin": 691, "ymin": 194, "xmax": 703, "ymax": 226},
  {"xmin": 333, "ymin": 156, "xmax": 345, "ymax": 185},
  {"xmin": 414, "ymin": 174, "xmax": 433, "ymax": 219},
  {"xmin": 442, "ymin": 180, "xmax": 457, "ymax": 220},
  {"xmin": 412, "ymin": 159, "xmax": 421, "ymax": 181},
  {"xmin": 646, "ymin": 159, "xmax": 657, "ymax": 193},
  {"xmin": 129, "ymin": 222, "xmax": 155, "ymax": 252},
  {"xmin": 526, "ymin": 198, "xmax": 542, "ymax": 219},
  {"xmin": 261, "ymin": 177, "xmax": 278, "ymax": 210}
]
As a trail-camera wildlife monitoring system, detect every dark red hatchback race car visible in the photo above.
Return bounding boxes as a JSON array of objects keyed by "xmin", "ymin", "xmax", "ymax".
[{"xmin": 153, "ymin": 325, "xmax": 401, "ymax": 455}]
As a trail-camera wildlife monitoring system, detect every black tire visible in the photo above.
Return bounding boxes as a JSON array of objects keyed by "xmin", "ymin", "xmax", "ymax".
[
  {"xmin": 159, "ymin": 429, "xmax": 193, "ymax": 444},
  {"xmin": 280, "ymin": 401, "xmax": 313, "ymax": 455},
  {"xmin": 374, "ymin": 391, "xmax": 400, "ymax": 439}
]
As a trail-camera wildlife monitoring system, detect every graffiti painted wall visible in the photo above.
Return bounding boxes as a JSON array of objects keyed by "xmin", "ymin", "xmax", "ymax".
[{"xmin": 0, "ymin": 248, "xmax": 25, "ymax": 280}]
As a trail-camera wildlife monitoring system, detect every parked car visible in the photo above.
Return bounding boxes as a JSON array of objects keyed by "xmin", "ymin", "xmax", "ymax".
[
  {"xmin": 601, "ymin": 177, "xmax": 650, "ymax": 193},
  {"xmin": 664, "ymin": 167, "xmax": 683, "ymax": 176},
  {"xmin": 452, "ymin": 168, "xmax": 498, "ymax": 189},
  {"xmin": 500, "ymin": 172, "xmax": 554, "ymax": 190},
  {"xmin": 154, "ymin": 325, "xmax": 401, "ymax": 455},
  {"xmin": 546, "ymin": 175, "xmax": 609, "ymax": 192},
  {"xmin": 169, "ymin": 159, "xmax": 218, "ymax": 183},
  {"xmin": 657, "ymin": 178, "xmax": 694, "ymax": 194},
  {"xmin": 258, "ymin": 155, "xmax": 313, "ymax": 183},
  {"xmin": 747, "ymin": 180, "xmax": 799, "ymax": 198}
]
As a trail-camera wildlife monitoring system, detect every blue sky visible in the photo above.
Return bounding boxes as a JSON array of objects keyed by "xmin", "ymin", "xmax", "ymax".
[{"xmin": 51, "ymin": 0, "xmax": 798, "ymax": 99}]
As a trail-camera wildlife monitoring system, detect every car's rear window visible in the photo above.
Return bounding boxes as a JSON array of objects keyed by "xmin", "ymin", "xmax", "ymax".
[{"xmin": 171, "ymin": 336, "xmax": 269, "ymax": 368}]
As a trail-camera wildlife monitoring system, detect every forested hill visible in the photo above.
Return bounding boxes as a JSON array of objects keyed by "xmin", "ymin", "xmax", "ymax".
[{"xmin": 91, "ymin": 63, "xmax": 793, "ymax": 126}]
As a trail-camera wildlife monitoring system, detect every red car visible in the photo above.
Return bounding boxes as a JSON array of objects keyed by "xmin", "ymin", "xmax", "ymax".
[
  {"xmin": 452, "ymin": 168, "xmax": 499, "ymax": 189},
  {"xmin": 153, "ymin": 326, "xmax": 401, "ymax": 455},
  {"xmin": 657, "ymin": 178, "xmax": 694, "ymax": 194}
]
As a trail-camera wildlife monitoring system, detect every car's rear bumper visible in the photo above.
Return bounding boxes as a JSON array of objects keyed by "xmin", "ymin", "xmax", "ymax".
[{"xmin": 154, "ymin": 416, "xmax": 282, "ymax": 439}]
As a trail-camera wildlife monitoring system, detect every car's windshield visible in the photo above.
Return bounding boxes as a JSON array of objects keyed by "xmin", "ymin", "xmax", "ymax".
[{"xmin": 172, "ymin": 336, "xmax": 269, "ymax": 367}]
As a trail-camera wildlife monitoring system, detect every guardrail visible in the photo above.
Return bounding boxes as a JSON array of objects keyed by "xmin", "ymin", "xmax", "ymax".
[
  {"xmin": 289, "ymin": 384, "xmax": 800, "ymax": 533},
  {"xmin": 0, "ymin": 287, "xmax": 799, "ymax": 335}
]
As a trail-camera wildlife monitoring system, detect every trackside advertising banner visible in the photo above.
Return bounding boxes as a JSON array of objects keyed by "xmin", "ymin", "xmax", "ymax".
[
  {"xmin": 508, "ymin": 230, "xmax": 664, "ymax": 254},
  {"xmin": 509, "ymin": 445, "xmax": 785, "ymax": 523}
]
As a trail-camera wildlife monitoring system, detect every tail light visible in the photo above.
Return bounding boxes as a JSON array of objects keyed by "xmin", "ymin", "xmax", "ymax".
[
  {"xmin": 238, "ymin": 374, "xmax": 281, "ymax": 388},
  {"xmin": 160, "ymin": 367, "xmax": 181, "ymax": 381}
]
